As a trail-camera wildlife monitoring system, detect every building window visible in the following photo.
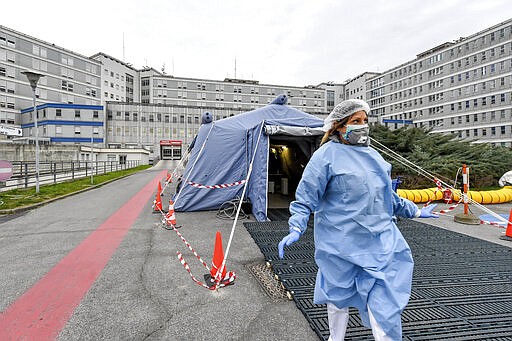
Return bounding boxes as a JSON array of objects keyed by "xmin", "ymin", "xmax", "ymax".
[
  {"xmin": 56, "ymin": 109, "xmax": 62, "ymax": 117},
  {"xmin": 75, "ymin": 110, "xmax": 80, "ymax": 118},
  {"xmin": 74, "ymin": 126, "xmax": 81, "ymax": 134}
]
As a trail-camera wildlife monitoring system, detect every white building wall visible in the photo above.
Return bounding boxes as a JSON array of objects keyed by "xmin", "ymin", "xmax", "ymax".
[
  {"xmin": 91, "ymin": 52, "xmax": 139, "ymax": 105},
  {"xmin": 366, "ymin": 18, "xmax": 512, "ymax": 146},
  {"xmin": 0, "ymin": 25, "xmax": 102, "ymax": 139}
]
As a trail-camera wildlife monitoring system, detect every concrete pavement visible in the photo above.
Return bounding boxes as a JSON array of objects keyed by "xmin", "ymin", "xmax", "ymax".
[{"xmin": 0, "ymin": 160, "xmax": 318, "ymax": 341}]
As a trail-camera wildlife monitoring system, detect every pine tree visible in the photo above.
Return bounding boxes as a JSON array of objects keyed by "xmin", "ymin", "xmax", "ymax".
[{"xmin": 370, "ymin": 125, "xmax": 512, "ymax": 189}]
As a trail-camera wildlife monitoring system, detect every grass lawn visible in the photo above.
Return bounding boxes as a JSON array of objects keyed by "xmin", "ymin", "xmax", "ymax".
[{"xmin": 0, "ymin": 165, "xmax": 151, "ymax": 212}]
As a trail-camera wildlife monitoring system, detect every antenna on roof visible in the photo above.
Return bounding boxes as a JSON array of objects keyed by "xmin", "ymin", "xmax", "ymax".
[
  {"xmin": 122, "ymin": 33, "xmax": 125, "ymax": 62},
  {"xmin": 234, "ymin": 56, "xmax": 237, "ymax": 79}
]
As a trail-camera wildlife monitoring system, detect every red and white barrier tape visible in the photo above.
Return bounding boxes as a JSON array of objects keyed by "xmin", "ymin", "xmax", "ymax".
[
  {"xmin": 422, "ymin": 178, "xmax": 443, "ymax": 207},
  {"xmin": 157, "ymin": 207, "xmax": 209, "ymax": 270},
  {"xmin": 187, "ymin": 179, "xmax": 246, "ymax": 189},
  {"xmin": 177, "ymin": 252, "xmax": 236, "ymax": 290},
  {"xmin": 157, "ymin": 207, "xmax": 236, "ymax": 290},
  {"xmin": 479, "ymin": 220, "xmax": 506, "ymax": 227},
  {"xmin": 436, "ymin": 198, "xmax": 463, "ymax": 214}
]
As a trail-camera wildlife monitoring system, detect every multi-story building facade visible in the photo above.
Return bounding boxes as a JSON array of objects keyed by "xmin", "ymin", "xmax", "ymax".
[
  {"xmin": 20, "ymin": 103, "xmax": 103, "ymax": 146},
  {"xmin": 90, "ymin": 52, "xmax": 140, "ymax": 104},
  {"xmin": 0, "ymin": 25, "xmax": 103, "ymax": 144},
  {"xmin": 105, "ymin": 102, "xmax": 250, "ymax": 159},
  {"xmin": 136, "ymin": 67, "xmax": 327, "ymax": 113},
  {"xmin": 343, "ymin": 72, "xmax": 381, "ymax": 123},
  {"xmin": 316, "ymin": 81, "xmax": 345, "ymax": 112},
  {"xmin": 101, "ymin": 68, "xmax": 329, "ymax": 158},
  {"xmin": 367, "ymin": 19, "xmax": 512, "ymax": 146},
  {"xmin": 344, "ymin": 72, "xmax": 380, "ymax": 101}
]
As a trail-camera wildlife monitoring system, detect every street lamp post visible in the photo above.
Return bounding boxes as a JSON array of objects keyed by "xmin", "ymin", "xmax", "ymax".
[
  {"xmin": 90, "ymin": 120, "xmax": 94, "ymax": 184},
  {"xmin": 21, "ymin": 70, "xmax": 45, "ymax": 194}
]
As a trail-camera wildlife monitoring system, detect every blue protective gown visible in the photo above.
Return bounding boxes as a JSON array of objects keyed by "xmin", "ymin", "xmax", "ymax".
[{"xmin": 288, "ymin": 141, "xmax": 418, "ymax": 340}]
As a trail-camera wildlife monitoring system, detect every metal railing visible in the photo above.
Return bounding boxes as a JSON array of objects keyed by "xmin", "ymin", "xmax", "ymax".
[{"xmin": 0, "ymin": 160, "xmax": 140, "ymax": 192}]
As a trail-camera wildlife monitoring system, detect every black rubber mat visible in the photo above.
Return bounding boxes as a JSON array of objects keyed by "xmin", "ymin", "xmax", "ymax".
[{"xmin": 245, "ymin": 208, "xmax": 512, "ymax": 341}]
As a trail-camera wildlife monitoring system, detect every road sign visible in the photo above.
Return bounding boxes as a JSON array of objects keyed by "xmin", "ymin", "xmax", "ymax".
[
  {"xmin": 0, "ymin": 125, "xmax": 22, "ymax": 136},
  {"xmin": 0, "ymin": 160, "xmax": 13, "ymax": 181}
]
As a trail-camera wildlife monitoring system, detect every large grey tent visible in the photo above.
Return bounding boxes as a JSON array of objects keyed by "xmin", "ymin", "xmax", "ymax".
[{"xmin": 173, "ymin": 95, "xmax": 325, "ymax": 221}]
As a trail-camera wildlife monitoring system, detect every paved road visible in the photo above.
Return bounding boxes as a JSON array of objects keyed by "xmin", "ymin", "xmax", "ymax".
[{"xmin": 0, "ymin": 160, "xmax": 318, "ymax": 341}]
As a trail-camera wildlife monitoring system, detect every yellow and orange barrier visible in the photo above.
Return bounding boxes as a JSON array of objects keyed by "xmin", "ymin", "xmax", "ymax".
[{"xmin": 397, "ymin": 186, "xmax": 512, "ymax": 204}]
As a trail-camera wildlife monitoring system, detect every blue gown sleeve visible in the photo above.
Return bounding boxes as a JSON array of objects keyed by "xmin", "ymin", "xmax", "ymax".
[
  {"xmin": 391, "ymin": 191, "xmax": 419, "ymax": 218},
  {"xmin": 288, "ymin": 152, "xmax": 330, "ymax": 234}
]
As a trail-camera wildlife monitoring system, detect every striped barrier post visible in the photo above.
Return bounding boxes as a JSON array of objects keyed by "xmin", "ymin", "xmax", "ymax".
[{"xmin": 454, "ymin": 164, "xmax": 480, "ymax": 225}]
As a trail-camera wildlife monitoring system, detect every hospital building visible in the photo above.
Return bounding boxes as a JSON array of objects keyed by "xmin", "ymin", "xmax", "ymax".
[
  {"xmin": 0, "ymin": 17, "xmax": 511, "ymax": 163},
  {"xmin": 366, "ymin": 18, "xmax": 512, "ymax": 147}
]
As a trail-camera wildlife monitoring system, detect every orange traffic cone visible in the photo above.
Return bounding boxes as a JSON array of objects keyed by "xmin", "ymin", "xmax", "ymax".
[
  {"xmin": 164, "ymin": 199, "xmax": 177, "ymax": 227},
  {"xmin": 211, "ymin": 231, "xmax": 227, "ymax": 280},
  {"xmin": 500, "ymin": 208, "xmax": 512, "ymax": 241},
  {"xmin": 157, "ymin": 181, "xmax": 163, "ymax": 196},
  {"xmin": 152, "ymin": 190, "xmax": 162, "ymax": 213},
  {"xmin": 204, "ymin": 231, "xmax": 233, "ymax": 287},
  {"xmin": 166, "ymin": 172, "xmax": 172, "ymax": 183}
]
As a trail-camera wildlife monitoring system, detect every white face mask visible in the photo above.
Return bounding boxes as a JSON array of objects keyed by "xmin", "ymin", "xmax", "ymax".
[{"xmin": 342, "ymin": 124, "xmax": 370, "ymax": 146}]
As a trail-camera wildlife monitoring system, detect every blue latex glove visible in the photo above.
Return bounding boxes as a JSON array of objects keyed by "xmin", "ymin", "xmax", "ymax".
[
  {"xmin": 278, "ymin": 230, "xmax": 300, "ymax": 259},
  {"xmin": 419, "ymin": 204, "xmax": 439, "ymax": 218}
]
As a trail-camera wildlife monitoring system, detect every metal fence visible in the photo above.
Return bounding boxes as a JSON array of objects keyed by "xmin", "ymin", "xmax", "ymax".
[{"xmin": 0, "ymin": 160, "xmax": 141, "ymax": 192}]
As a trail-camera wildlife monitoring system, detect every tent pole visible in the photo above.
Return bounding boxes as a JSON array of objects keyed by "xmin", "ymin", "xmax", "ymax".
[{"xmin": 216, "ymin": 121, "xmax": 265, "ymax": 281}]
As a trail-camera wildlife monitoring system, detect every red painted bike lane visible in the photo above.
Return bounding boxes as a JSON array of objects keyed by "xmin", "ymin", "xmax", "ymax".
[{"xmin": 0, "ymin": 170, "xmax": 167, "ymax": 340}]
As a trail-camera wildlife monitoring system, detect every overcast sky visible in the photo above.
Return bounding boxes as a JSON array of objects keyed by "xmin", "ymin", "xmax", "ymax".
[{"xmin": 3, "ymin": 0, "xmax": 512, "ymax": 86}]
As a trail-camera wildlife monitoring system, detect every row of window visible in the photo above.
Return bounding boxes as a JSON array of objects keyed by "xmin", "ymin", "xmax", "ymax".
[
  {"xmin": 388, "ymin": 107, "xmax": 509, "ymax": 123},
  {"xmin": 28, "ymin": 126, "xmax": 100, "ymax": 137},
  {"xmin": 382, "ymin": 56, "xmax": 511, "ymax": 96},
  {"xmin": 390, "ymin": 90, "xmax": 510, "ymax": 112},
  {"xmin": 104, "ymin": 92, "xmax": 125, "ymax": 101},
  {"xmin": 159, "ymin": 80, "xmax": 320, "ymax": 98},
  {"xmin": 450, "ymin": 93, "xmax": 509, "ymax": 109},
  {"xmin": 448, "ymin": 27, "xmax": 511, "ymax": 58},
  {"xmin": 103, "ymin": 69, "xmax": 125, "ymax": 82},
  {"xmin": 384, "ymin": 64, "xmax": 510, "ymax": 103},
  {"xmin": 450, "ymin": 44, "xmax": 509, "ymax": 70},
  {"xmin": 104, "ymin": 80, "xmax": 125, "ymax": 91},
  {"xmin": 108, "ymin": 126, "xmax": 197, "ymax": 139}
]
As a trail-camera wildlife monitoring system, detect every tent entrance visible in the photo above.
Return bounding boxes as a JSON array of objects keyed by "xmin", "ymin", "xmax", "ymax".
[{"xmin": 268, "ymin": 136, "xmax": 319, "ymax": 208}]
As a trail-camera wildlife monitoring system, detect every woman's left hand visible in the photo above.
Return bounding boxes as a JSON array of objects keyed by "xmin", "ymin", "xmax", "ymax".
[{"xmin": 419, "ymin": 204, "xmax": 439, "ymax": 218}]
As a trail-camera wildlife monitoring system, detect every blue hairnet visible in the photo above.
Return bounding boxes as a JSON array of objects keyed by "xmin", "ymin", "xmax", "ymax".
[{"xmin": 322, "ymin": 99, "xmax": 370, "ymax": 131}]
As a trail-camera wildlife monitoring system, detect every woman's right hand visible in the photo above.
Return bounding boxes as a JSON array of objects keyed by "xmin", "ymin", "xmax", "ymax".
[{"xmin": 278, "ymin": 230, "xmax": 301, "ymax": 259}]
